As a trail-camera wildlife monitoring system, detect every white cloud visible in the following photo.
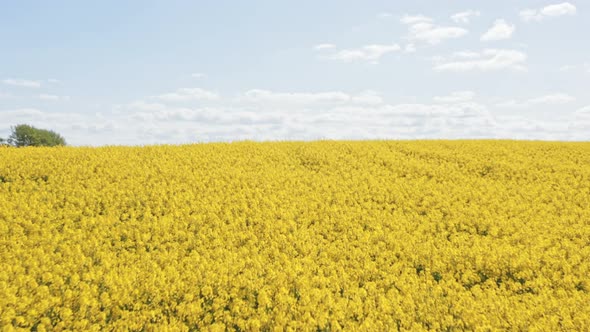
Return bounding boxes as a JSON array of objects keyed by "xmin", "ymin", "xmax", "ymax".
[
  {"xmin": 239, "ymin": 89, "xmax": 383, "ymax": 105},
  {"xmin": 481, "ymin": 19, "xmax": 515, "ymax": 41},
  {"xmin": 529, "ymin": 93, "xmax": 575, "ymax": 104},
  {"xmin": 2, "ymin": 78, "xmax": 42, "ymax": 88},
  {"xmin": 491, "ymin": 114, "xmax": 575, "ymax": 140},
  {"xmin": 191, "ymin": 73, "xmax": 206, "ymax": 78},
  {"xmin": 39, "ymin": 94, "xmax": 70, "ymax": 101},
  {"xmin": 377, "ymin": 12, "xmax": 393, "ymax": 19},
  {"xmin": 47, "ymin": 79, "xmax": 60, "ymax": 84},
  {"xmin": 400, "ymin": 14, "xmax": 433, "ymax": 25},
  {"xmin": 537, "ymin": 2, "xmax": 576, "ymax": 17},
  {"xmin": 4, "ymin": 88, "xmax": 589, "ymax": 145},
  {"xmin": 314, "ymin": 43, "xmax": 336, "ymax": 50},
  {"xmin": 495, "ymin": 100, "xmax": 526, "ymax": 108},
  {"xmin": 0, "ymin": 108, "xmax": 122, "ymax": 144},
  {"xmin": 122, "ymin": 101, "xmax": 170, "ymax": 112},
  {"xmin": 351, "ymin": 90, "xmax": 384, "ymax": 105},
  {"xmin": 434, "ymin": 91, "xmax": 475, "ymax": 103},
  {"xmin": 433, "ymin": 49, "xmax": 527, "ymax": 72},
  {"xmin": 451, "ymin": 10, "xmax": 481, "ymax": 24},
  {"xmin": 520, "ymin": 2, "xmax": 576, "ymax": 22},
  {"xmin": 379, "ymin": 103, "xmax": 490, "ymax": 122},
  {"xmin": 401, "ymin": 15, "xmax": 468, "ymax": 45},
  {"xmin": 241, "ymin": 89, "xmax": 348, "ymax": 104},
  {"xmin": 0, "ymin": 108, "xmax": 46, "ymax": 119},
  {"xmin": 320, "ymin": 44, "xmax": 401, "ymax": 63},
  {"xmin": 497, "ymin": 93, "xmax": 576, "ymax": 108},
  {"xmin": 452, "ymin": 51, "xmax": 481, "ymax": 59},
  {"xmin": 130, "ymin": 107, "xmax": 285, "ymax": 126},
  {"xmin": 576, "ymin": 105, "xmax": 590, "ymax": 116},
  {"xmin": 153, "ymin": 88, "xmax": 220, "ymax": 102}
]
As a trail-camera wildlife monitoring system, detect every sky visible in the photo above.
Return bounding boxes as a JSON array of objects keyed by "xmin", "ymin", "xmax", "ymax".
[{"xmin": 1, "ymin": 0, "xmax": 589, "ymax": 146}]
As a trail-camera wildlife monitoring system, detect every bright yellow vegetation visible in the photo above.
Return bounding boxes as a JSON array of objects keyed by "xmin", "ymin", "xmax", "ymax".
[{"xmin": 1, "ymin": 140, "xmax": 589, "ymax": 331}]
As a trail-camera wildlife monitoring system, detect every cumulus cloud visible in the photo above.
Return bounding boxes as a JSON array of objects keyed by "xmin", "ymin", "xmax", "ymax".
[
  {"xmin": 520, "ymin": 2, "xmax": 576, "ymax": 22},
  {"xmin": 351, "ymin": 90, "xmax": 384, "ymax": 105},
  {"xmin": 575, "ymin": 105, "xmax": 590, "ymax": 116},
  {"xmin": 481, "ymin": 19, "xmax": 515, "ymax": 41},
  {"xmin": 131, "ymin": 107, "xmax": 285, "ymax": 126},
  {"xmin": 434, "ymin": 91, "xmax": 475, "ymax": 103},
  {"xmin": 2, "ymin": 78, "xmax": 42, "ymax": 88},
  {"xmin": 0, "ymin": 108, "xmax": 47, "ymax": 119},
  {"xmin": 191, "ymin": 73, "xmax": 206, "ymax": 78},
  {"xmin": 239, "ymin": 89, "xmax": 383, "ymax": 105},
  {"xmin": 433, "ymin": 49, "xmax": 527, "ymax": 72},
  {"xmin": 451, "ymin": 51, "xmax": 481, "ymax": 59},
  {"xmin": 401, "ymin": 14, "xmax": 468, "ymax": 45},
  {"xmin": 124, "ymin": 101, "xmax": 170, "ymax": 112},
  {"xmin": 117, "ymin": 96, "xmax": 545, "ymax": 143},
  {"xmin": 528, "ymin": 93, "xmax": 576, "ymax": 104},
  {"xmin": 492, "ymin": 114, "xmax": 575, "ymax": 140},
  {"xmin": 153, "ymin": 88, "xmax": 220, "ymax": 102},
  {"xmin": 4, "ymin": 88, "xmax": 588, "ymax": 145},
  {"xmin": 400, "ymin": 15, "xmax": 432, "ymax": 25},
  {"xmin": 0, "ymin": 105, "xmax": 197, "ymax": 145},
  {"xmin": 378, "ymin": 102, "xmax": 489, "ymax": 119},
  {"xmin": 318, "ymin": 44, "xmax": 401, "ymax": 63},
  {"xmin": 497, "ymin": 93, "xmax": 576, "ymax": 108},
  {"xmin": 451, "ymin": 10, "xmax": 481, "ymax": 24},
  {"xmin": 95, "ymin": 89, "xmax": 506, "ymax": 143},
  {"xmin": 240, "ymin": 89, "xmax": 349, "ymax": 104}
]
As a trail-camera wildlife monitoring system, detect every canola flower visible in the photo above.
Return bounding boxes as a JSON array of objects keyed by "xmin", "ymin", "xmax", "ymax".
[{"xmin": 0, "ymin": 140, "xmax": 589, "ymax": 331}]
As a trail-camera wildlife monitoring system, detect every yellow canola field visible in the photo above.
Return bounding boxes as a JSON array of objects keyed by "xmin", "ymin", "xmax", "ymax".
[{"xmin": 1, "ymin": 140, "xmax": 589, "ymax": 331}]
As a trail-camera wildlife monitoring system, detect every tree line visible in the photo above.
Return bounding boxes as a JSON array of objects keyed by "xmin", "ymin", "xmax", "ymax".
[{"xmin": 0, "ymin": 124, "xmax": 66, "ymax": 147}]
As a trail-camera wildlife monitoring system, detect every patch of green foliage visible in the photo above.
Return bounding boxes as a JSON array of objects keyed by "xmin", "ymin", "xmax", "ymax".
[{"xmin": 2, "ymin": 124, "xmax": 66, "ymax": 147}]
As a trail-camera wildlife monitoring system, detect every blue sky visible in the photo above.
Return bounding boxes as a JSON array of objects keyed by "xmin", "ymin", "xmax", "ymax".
[{"xmin": 1, "ymin": 1, "xmax": 589, "ymax": 145}]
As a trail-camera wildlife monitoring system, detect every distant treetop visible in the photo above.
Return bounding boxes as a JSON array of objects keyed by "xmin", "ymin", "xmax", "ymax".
[{"xmin": 3, "ymin": 124, "xmax": 66, "ymax": 147}]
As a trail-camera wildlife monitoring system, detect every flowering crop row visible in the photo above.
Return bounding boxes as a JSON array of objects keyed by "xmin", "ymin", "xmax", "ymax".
[{"xmin": 0, "ymin": 140, "xmax": 589, "ymax": 331}]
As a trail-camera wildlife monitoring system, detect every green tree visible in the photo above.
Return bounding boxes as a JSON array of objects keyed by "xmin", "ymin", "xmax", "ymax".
[{"xmin": 6, "ymin": 124, "xmax": 66, "ymax": 147}]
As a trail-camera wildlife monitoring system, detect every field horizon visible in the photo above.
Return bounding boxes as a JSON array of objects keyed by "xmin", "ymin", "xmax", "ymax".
[{"xmin": 3, "ymin": 138, "xmax": 590, "ymax": 149}]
